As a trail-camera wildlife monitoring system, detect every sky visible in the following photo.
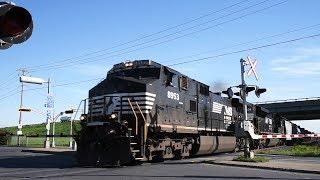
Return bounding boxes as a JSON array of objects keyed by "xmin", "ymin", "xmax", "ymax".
[{"xmin": 0, "ymin": 0, "xmax": 320, "ymax": 132}]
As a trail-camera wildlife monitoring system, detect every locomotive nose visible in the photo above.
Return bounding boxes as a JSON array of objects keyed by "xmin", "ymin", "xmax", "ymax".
[{"xmin": 77, "ymin": 122, "xmax": 134, "ymax": 166}]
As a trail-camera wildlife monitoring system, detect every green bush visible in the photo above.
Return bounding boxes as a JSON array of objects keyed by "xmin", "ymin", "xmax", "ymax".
[
  {"xmin": 0, "ymin": 121, "xmax": 81, "ymax": 136},
  {"xmin": 0, "ymin": 129, "xmax": 9, "ymax": 145},
  {"xmin": 233, "ymin": 155, "xmax": 268, "ymax": 163},
  {"xmin": 259, "ymin": 145, "xmax": 320, "ymax": 157}
]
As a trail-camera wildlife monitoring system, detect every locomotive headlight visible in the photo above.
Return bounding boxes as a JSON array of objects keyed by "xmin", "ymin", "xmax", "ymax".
[
  {"xmin": 124, "ymin": 62, "xmax": 133, "ymax": 67},
  {"xmin": 80, "ymin": 114, "xmax": 87, "ymax": 121},
  {"xmin": 109, "ymin": 129, "xmax": 115, "ymax": 134},
  {"xmin": 110, "ymin": 113, "xmax": 117, "ymax": 119}
]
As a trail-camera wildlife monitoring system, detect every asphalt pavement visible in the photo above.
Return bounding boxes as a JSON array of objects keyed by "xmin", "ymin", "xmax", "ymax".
[{"xmin": 0, "ymin": 147, "xmax": 320, "ymax": 180}]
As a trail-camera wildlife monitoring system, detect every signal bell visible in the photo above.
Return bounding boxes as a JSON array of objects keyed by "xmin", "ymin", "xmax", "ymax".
[{"xmin": 0, "ymin": 2, "xmax": 33, "ymax": 47}]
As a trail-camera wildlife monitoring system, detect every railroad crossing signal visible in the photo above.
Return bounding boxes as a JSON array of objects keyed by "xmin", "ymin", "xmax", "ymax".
[
  {"xmin": 223, "ymin": 85, "xmax": 266, "ymax": 99},
  {"xmin": 0, "ymin": 2, "xmax": 33, "ymax": 49}
]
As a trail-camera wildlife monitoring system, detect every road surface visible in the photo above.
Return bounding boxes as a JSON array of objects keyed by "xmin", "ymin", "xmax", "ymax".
[{"xmin": 0, "ymin": 147, "xmax": 319, "ymax": 180}]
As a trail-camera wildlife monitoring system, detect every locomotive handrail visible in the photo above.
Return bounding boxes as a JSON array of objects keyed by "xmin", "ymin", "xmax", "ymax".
[
  {"xmin": 135, "ymin": 101, "xmax": 147, "ymax": 156},
  {"xmin": 135, "ymin": 101, "xmax": 146, "ymax": 123},
  {"xmin": 127, "ymin": 98, "xmax": 138, "ymax": 135}
]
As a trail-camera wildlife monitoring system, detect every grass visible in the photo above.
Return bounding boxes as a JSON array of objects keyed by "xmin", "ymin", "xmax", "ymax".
[
  {"xmin": 258, "ymin": 145, "xmax": 320, "ymax": 157},
  {"xmin": 233, "ymin": 155, "xmax": 269, "ymax": 163},
  {"xmin": 7, "ymin": 136, "xmax": 72, "ymax": 147},
  {"xmin": 0, "ymin": 121, "xmax": 81, "ymax": 136},
  {"xmin": 0, "ymin": 121, "xmax": 81, "ymax": 147}
]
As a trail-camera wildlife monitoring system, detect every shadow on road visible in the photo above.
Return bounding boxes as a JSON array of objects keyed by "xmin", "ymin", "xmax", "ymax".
[
  {"xmin": 0, "ymin": 154, "xmax": 76, "ymax": 168},
  {"xmin": 48, "ymin": 174, "xmax": 320, "ymax": 180}
]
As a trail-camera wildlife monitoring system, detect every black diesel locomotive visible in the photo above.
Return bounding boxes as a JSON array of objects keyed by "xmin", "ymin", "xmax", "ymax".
[{"xmin": 76, "ymin": 60, "xmax": 304, "ymax": 166}]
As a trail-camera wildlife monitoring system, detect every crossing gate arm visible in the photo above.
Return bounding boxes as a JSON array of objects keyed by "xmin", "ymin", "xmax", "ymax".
[
  {"xmin": 259, "ymin": 134, "xmax": 320, "ymax": 139},
  {"xmin": 243, "ymin": 121, "xmax": 320, "ymax": 139}
]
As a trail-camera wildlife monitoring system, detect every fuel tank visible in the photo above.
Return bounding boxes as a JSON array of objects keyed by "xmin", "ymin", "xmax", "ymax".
[{"xmin": 196, "ymin": 136, "xmax": 236, "ymax": 155}]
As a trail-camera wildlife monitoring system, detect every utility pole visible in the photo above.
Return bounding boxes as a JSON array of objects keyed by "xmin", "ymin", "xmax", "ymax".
[
  {"xmin": 44, "ymin": 78, "xmax": 51, "ymax": 148},
  {"xmin": 52, "ymin": 117, "xmax": 56, "ymax": 148},
  {"xmin": 17, "ymin": 68, "xmax": 28, "ymax": 146},
  {"xmin": 19, "ymin": 74, "xmax": 49, "ymax": 147},
  {"xmin": 69, "ymin": 114, "xmax": 73, "ymax": 148},
  {"xmin": 69, "ymin": 107, "xmax": 76, "ymax": 149},
  {"xmin": 52, "ymin": 112, "xmax": 63, "ymax": 148},
  {"xmin": 69, "ymin": 100, "xmax": 83, "ymax": 149}
]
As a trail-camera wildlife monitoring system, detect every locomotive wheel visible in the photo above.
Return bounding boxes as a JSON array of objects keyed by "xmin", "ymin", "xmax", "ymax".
[
  {"xmin": 151, "ymin": 151, "xmax": 164, "ymax": 162},
  {"xmin": 173, "ymin": 150, "xmax": 182, "ymax": 160}
]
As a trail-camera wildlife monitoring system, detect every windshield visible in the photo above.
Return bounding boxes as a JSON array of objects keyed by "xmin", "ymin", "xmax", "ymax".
[{"xmin": 110, "ymin": 68, "xmax": 160, "ymax": 79}]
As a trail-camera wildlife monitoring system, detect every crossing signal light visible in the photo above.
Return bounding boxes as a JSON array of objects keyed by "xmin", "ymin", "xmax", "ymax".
[
  {"xmin": 255, "ymin": 87, "xmax": 266, "ymax": 98},
  {"xmin": 0, "ymin": 2, "xmax": 33, "ymax": 47},
  {"xmin": 245, "ymin": 86, "xmax": 255, "ymax": 93},
  {"xmin": 222, "ymin": 87, "xmax": 233, "ymax": 99},
  {"xmin": 222, "ymin": 86, "xmax": 266, "ymax": 98},
  {"xmin": 234, "ymin": 92, "xmax": 241, "ymax": 97},
  {"xmin": 233, "ymin": 86, "xmax": 255, "ymax": 97}
]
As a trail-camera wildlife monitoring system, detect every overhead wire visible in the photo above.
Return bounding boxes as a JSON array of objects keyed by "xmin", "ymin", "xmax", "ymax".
[
  {"xmin": 1, "ymin": 22, "xmax": 318, "ymax": 102},
  {"xmin": 1, "ymin": 33, "xmax": 319, "ymax": 102},
  {"xmin": 51, "ymin": 0, "xmax": 269, "ymax": 67},
  {"xmin": 0, "ymin": 86, "xmax": 20, "ymax": 98},
  {"xmin": 0, "ymin": 88, "xmax": 20, "ymax": 102},
  {"xmin": 29, "ymin": 88, "xmax": 75, "ymax": 109},
  {"xmin": 26, "ymin": 0, "xmax": 250, "ymax": 70},
  {"xmin": 24, "ymin": 77, "xmax": 104, "ymax": 92},
  {"xmin": 168, "ymin": 33, "xmax": 320, "ymax": 66},
  {"xmin": 163, "ymin": 23, "xmax": 320, "ymax": 63},
  {"xmin": 29, "ymin": 0, "xmax": 287, "ymax": 72},
  {"xmin": 29, "ymin": 0, "xmax": 274, "ymax": 72},
  {"xmin": 0, "ymin": 71, "xmax": 17, "ymax": 89},
  {"xmin": 0, "ymin": 77, "xmax": 103, "ymax": 102},
  {"xmin": 1, "ymin": 1, "xmax": 311, "ymax": 103},
  {"xmin": 0, "ymin": 0, "xmax": 288, "ymax": 98}
]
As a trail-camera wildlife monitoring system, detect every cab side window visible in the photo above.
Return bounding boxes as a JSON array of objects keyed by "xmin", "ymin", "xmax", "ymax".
[
  {"xmin": 190, "ymin": 100, "xmax": 197, "ymax": 112},
  {"xmin": 180, "ymin": 76, "xmax": 188, "ymax": 90},
  {"xmin": 164, "ymin": 67, "xmax": 175, "ymax": 87}
]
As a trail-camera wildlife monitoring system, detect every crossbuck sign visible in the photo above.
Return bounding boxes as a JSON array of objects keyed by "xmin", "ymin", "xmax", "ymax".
[{"xmin": 245, "ymin": 56, "xmax": 259, "ymax": 81}]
